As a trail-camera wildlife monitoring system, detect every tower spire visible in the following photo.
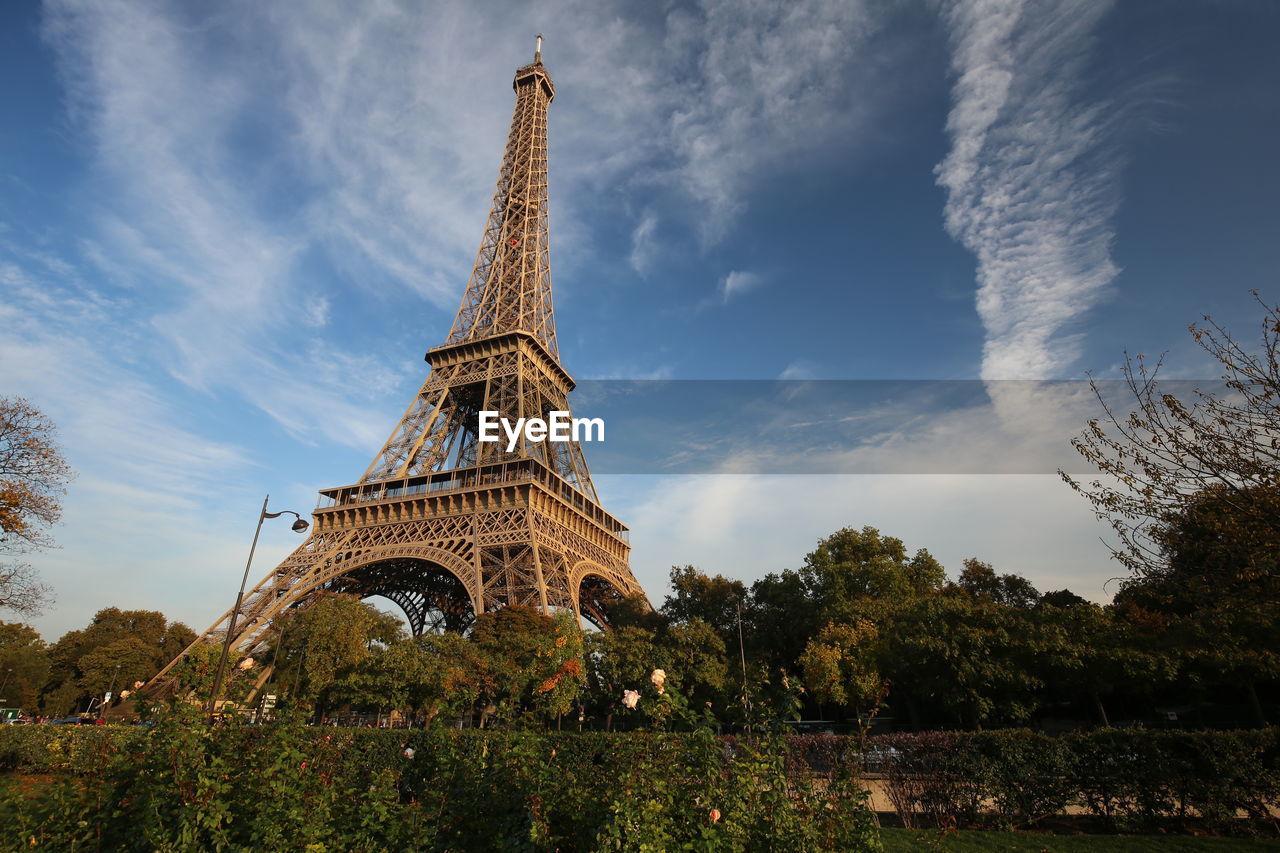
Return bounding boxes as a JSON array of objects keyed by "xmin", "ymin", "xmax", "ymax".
[
  {"xmin": 446, "ymin": 44, "xmax": 557, "ymax": 354},
  {"xmin": 535, "ymin": 33, "xmax": 543, "ymax": 64}
]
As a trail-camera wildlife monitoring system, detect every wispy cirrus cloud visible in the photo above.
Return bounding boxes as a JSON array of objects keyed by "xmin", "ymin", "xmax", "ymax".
[
  {"xmin": 936, "ymin": 0, "xmax": 1123, "ymax": 379},
  {"xmin": 31, "ymin": 0, "xmax": 901, "ymax": 440}
]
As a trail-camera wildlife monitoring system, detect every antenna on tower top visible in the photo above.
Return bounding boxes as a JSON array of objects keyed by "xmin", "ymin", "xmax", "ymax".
[{"xmin": 535, "ymin": 34, "xmax": 543, "ymax": 64}]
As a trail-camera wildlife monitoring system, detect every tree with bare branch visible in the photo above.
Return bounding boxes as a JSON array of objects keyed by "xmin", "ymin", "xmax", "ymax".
[
  {"xmin": 1, "ymin": 397, "xmax": 73, "ymax": 615},
  {"xmin": 1062, "ymin": 294, "xmax": 1280, "ymax": 595}
]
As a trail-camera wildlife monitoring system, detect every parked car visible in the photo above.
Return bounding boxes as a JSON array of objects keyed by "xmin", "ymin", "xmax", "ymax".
[{"xmin": 48, "ymin": 715, "xmax": 96, "ymax": 725}]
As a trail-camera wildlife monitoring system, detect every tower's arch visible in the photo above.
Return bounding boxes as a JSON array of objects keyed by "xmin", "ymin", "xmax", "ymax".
[
  {"xmin": 572, "ymin": 560, "xmax": 631, "ymax": 629},
  {"xmin": 319, "ymin": 556, "xmax": 477, "ymax": 636}
]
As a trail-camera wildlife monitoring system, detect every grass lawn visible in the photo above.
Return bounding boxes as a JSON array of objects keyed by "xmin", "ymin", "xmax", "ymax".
[{"xmin": 880, "ymin": 828, "xmax": 1280, "ymax": 852}]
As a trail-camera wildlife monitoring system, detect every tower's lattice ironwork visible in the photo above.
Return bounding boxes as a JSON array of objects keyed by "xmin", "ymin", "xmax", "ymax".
[{"xmin": 148, "ymin": 40, "xmax": 644, "ymax": 697}]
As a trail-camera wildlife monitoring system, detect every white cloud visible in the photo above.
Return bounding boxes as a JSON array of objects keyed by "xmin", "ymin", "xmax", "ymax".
[
  {"xmin": 778, "ymin": 360, "xmax": 818, "ymax": 380},
  {"xmin": 719, "ymin": 270, "xmax": 764, "ymax": 304},
  {"xmin": 33, "ymin": 0, "xmax": 898, "ymax": 444},
  {"xmin": 302, "ymin": 295, "xmax": 331, "ymax": 329},
  {"xmin": 936, "ymin": 0, "xmax": 1122, "ymax": 379},
  {"xmin": 628, "ymin": 211, "xmax": 659, "ymax": 276},
  {"xmin": 0, "ymin": 263, "xmax": 265, "ymax": 637}
]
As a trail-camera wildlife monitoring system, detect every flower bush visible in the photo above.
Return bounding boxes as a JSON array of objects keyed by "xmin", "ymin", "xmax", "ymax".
[
  {"xmin": 0, "ymin": 715, "xmax": 881, "ymax": 852},
  {"xmin": 4, "ymin": 722, "xmax": 1278, "ymax": 846}
]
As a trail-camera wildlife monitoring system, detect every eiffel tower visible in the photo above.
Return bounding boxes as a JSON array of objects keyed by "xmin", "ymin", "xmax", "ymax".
[{"xmin": 149, "ymin": 38, "xmax": 644, "ymax": 694}]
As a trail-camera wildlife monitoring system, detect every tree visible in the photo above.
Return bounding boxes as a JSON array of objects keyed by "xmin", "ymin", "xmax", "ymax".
[
  {"xmin": 468, "ymin": 606, "xmax": 585, "ymax": 726},
  {"xmin": 800, "ymin": 620, "xmax": 883, "ymax": 723},
  {"xmin": 953, "ymin": 558, "xmax": 1040, "ymax": 609},
  {"xmin": 78, "ymin": 637, "xmax": 157, "ymax": 696},
  {"xmin": 41, "ymin": 608, "xmax": 196, "ymax": 715},
  {"xmin": 662, "ymin": 565, "xmax": 746, "ymax": 641},
  {"xmin": 1039, "ymin": 589, "xmax": 1090, "ymax": 609},
  {"xmin": 1171, "ymin": 601, "xmax": 1280, "ymax": 726},
  {"xmin": 406, "ymin": 632, "xmax": 490, "ymax": 726},
  {"xmin": 1036, "ymin": 601, "xmax": 1175, "ymax": 727},
  {"xmin": 886, "ymin": 595, "xmax": 1045, "ymax": 730},
  {"xmin": 1149, "ymin": 484, "xmax": 1280, "ymax": 607},
  {"xmin": 748, "ymin": 568, "xmax": 810, "ymax": 669},
  {"xmin": 584, "ymin": 624, "xmax": 659, "ymax": 730},
  {"xmin": 801, "ymin": 526, "xmax": 945, "ymax": 619},
  {"xmin": 654, "ymin": 618, "xmax": 729, "ymax": 714},
  {"xmin": 606, "ymin": 591, "xmax": 666, "ymax": 632},
  {"xmin": 1063, "ymin": 295, "xmax": 1280, "ymax": 589},
  {"xmin": 1112, "ymin": 485, "xmax": 1280, "ymax": 725},
  {"xmin": 331, "ymin": 631, "xmax": 489, "ymax": 725},
  {"xmin": 274, "ymin": 596, "xmax": 403, "ymax": 712},
  {"xmin": 0, "ymin": 398, "xmax": 73, "ymax": 615},
  {"xmin": 0, "ymin": 621, "xmax": 50, "ymax": 710}
]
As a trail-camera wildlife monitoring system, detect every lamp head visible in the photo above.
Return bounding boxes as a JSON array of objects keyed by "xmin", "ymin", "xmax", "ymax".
[{"xmin": 291, "ymin": 517, "xmax": 310, "ymax": 533}]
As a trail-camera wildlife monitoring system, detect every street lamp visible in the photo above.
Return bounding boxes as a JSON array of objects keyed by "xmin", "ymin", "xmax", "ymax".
[
  {"xmin": 735, "ymin": 596, "xmax": 752, "ymax": 735},
  {"xmin": 207, "ymin": 495, "xmax": 309, "ymax": 723},
  {"xmin": 0, "ymin": 667, "xmax": 13, "ymax": 705}
]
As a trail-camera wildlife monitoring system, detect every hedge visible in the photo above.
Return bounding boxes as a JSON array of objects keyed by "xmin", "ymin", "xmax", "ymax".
[
  {"xmin": 864, "ymin": 728, "xmax": 1280, "ymax": 833},
  {"xmin": 2, "ymin": 724, "xmax": 1278, "ymax": 846},
  {"xmin": 0, "ymin": 713, "xmax": 880, "ymax": 852}
]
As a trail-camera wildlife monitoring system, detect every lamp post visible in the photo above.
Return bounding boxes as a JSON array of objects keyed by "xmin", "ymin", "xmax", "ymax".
[
  {"xmin": 0, "ymin": 667, "xmax": 13, "ymax": 706},
  {"xmin": 736, "ymin": 597, "xmax": 752, "ymax": 735},
  {"xmin": 207, "ymin": 495, "xmax": 309, "ymax": 723}
]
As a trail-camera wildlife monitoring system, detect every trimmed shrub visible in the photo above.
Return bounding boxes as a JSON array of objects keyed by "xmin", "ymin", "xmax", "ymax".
[
  {"xmin": 0, "ymin": 716, "xmax": 881, "ymax": 852},
  {"xmin": 863, "ymin": 728, "xmax": 1280, "ymax": 834}
]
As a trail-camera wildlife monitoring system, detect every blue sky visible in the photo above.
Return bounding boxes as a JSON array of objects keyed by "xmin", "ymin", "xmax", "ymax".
[{"xmin": 2, "ymin": 0, "xmax": 1277, "ymax": 639}]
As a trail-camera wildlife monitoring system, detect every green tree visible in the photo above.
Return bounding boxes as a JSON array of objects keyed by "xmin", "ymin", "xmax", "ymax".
[
  {"xmin": 800, "ymin": 620, "xmax": 883, "ymax": 724},
  {"xmin": 662, "ymin": 565, "xmax": 746, "ymax": 642},
  {"xmin": 1037, "ymin": 600, "xmax": 1175, "ymax": 727},
  {"xmin": 0, "ymin": 621, "xmax": 49, "ymax": 710},
  {"xmin": 1149, "ymin": 484, "xmax": 1280, "ymax": 608},
  {"xmin": 409, "ymin": 632, "xmax": 490, "ymax": 725},
  {"xmin": 655, "ymin": 618, "xmax": 729, "ymax": 718},
  {"xmin": 1173, "ymin": 602, "xmax": 1280, "ymax": 726},
  {"xmin": 801, "ymin": 526, "xmax": 945, "ymax": 620},
  {"xmin": 606, "ymin": 591, "xmax": 666, "ymax": 631},
  {"xmin": 1039, "ymin": 588, "xmax": 1090, "ymax": 608},
  {"xmin": 747, "ymin": 569, "xmax": 810, "ymax": 669},
  {"xmin": 1115, "ymin": 485, "xmax": 1280, "ymax": 725},
  {"xmin": 274, "ymin": 596, "xmax": 403, "ymax": 714},
  {"xmin": 41, "ymin": 607, "xmax": 195, "ymax": 715},
  {"xmin": 78, "ymin": 637, "xmax": 156, "ymax": 696},
  {"xmin": 168, "ymin": 640, "xmax": 227, "ymax": 699},
  {"xmin": 886, "ymin": 595, "xmax": 1045, "ymax": 729},
  {"xmin": 585, "ymin": 624, "xmax": 659, "ymax": 730},
  {"xmin": 330, "ymin": 632, "xmax": 489, "ymax": 724}
]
